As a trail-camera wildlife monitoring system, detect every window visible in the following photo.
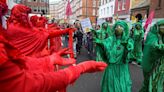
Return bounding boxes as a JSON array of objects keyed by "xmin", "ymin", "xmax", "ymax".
[
  {"xmin": 158, "ymin": 0, "xmax": 161, "ymax": 7},
  {"xmin": 80, "ymin": 0, "xmax": 82, "ymax": 7},
  {"xmin": 104, "ymin": 0, "xmax": 106, "ymax": 4},
  {"xmin": 118, "ymin": 2, "xmax": 120, "ymax": 11},
  {"xmin": 38, "ymin": 9, "xmax": 40, "ymax": 12},
  {"xmin": 80, "ymin": 9, "xmax": 82, "ymax": 15},
  {"xmin": 111, "ymin": 5, "xmax": 113, "ymax": 14},
  {"xmin": 93, "ymin": 1, "xmax": 96, "ymax": 7},
  {"xmin": 101, "ymin": 9, "xmax": 103, "ymax": 15},
  {"xmin": 122, "ymin": 0, "xmax": 126, "ymax": 10},
  {"xmin": 34, "ymin": 9, "xmax": 37, "ymax": 12},
  {"xmin": 98, "ymin": 1, "xmax": 101, "ymax": 6},
  {"xmin": 93, "ymin": 9, "xmax": 96, "ymax": 16},
  {"xmin": 101, "ymin": 0, "xmax": 103, "ymax": 5},
  {"xmin": 107, "ymin": 7, "xmax": 109, "ymax": 14},
  {"xmin": 104, "ymin": 8, "xmax": 105, "ymax": 15}
]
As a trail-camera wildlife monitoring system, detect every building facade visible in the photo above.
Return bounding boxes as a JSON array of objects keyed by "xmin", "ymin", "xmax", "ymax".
[
  {"xmin": 58, "ymin": 1, "xmax": 67, "ymax": 20},
  {"xmin": 49, "ymin": 3, "xmax": 59, "ymax": 19},
  {"xmin": 131, "ymin": 0, "xmax": 164, "ymax": 20},
  {"xmin": 149, "ymin": 0, "xmax": 164, "ymax": 18},
  {"xmin": 114, "ymin": 0, "xmax": 131, "ymax": 21},
  {"xmin": 99, "ymin": 0, "xmax": 115, "ymax": 23},
  {"xmin": 50, "ymin": 0, "xmax": 99, "ymax": 24},
  {"xmin": 21, "ymin": 0, "xmax": 49, "ymax": 15},
  {"xmin": 69, "ymin": 0, "xmax": 99, "ymax": 24},
  {"xmin": 131, "ymin": 0, "xmax": 150, "ymax": 20}
]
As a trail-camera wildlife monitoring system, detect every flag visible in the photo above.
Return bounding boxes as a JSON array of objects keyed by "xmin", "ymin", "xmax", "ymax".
[
  {"xmin": 144, "ymin": 11, "xmax": 155, "ymax": 30},
  {"xmin": 65, "ymin": 0, "xmax": 72, "ymax": 17},
  {"xmin": 144, "ymin": 11, "xmax": 155, "ymax": 40}
]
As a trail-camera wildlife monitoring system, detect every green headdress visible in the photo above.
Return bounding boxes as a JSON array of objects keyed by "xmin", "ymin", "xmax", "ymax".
[{"xmin": 112, "ymin": 21, "xmax": 129, "ymax": 42}]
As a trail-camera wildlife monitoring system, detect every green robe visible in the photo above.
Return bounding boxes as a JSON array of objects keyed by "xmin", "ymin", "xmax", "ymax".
[
  {"xmin": 91, "ymin": 22, "xmax": 111, "ymax": 62},
  {"xmin": 140, "ymin": 20, "xmax": 164, "ymax": 92},
  {"xmin": 97, "ymin": 21, "xmax": 133, "ymax": 92},
  {"xmin": 129, "ymin": 22, "xmax": 144, "ymax": 63}
]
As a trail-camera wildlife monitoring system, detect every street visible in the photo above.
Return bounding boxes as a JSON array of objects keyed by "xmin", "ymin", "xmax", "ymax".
[{"xmin": 67, "ymin": 47, "xmax": 144, "ymax": 92}]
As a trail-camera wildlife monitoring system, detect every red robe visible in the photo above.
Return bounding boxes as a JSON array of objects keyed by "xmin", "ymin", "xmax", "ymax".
[
  {"xmin": 6, "ymin": 23, "xmax": 69, "ymax": 57},
  {"xmin": 0, "ymin": 35, "xmax": 82, "ymax": 92},
  {"xmin": 48, "ymin": 23, "xmax": 62, "ymax": 53}
]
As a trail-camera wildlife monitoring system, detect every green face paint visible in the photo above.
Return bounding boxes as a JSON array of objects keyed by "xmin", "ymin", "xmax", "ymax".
[
  {"xmin": 115, "ymin": 25, "xmax": 123, "ymax": 36},
  {"xmin": 159, "ymin": 24, "xmax": 164, "ymax": 35},
  {"xmin": 135, "ymin": 24, "xmax": 141, "ymax": 30},
  {"xmin": 103, "ymin": 23, "xmax": 108, "ymax": 30}
]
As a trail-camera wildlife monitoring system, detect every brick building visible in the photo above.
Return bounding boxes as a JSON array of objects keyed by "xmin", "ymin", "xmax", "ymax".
[
  {"xmin": 131, "ymin": 0, "xmax": 150, "ymax": 20},
  {"xmin": 49, "ymin": 0, "xmax": 99, "ymax": 24},
  {"xmin": 131, "ymin": 0, "xmax": 164, "ymax": 20},
  {"xmin": 69, "ymin": 0, "xmax": 99, "ymax": 24},
  {"xmin": 149, "ymin": 0, "xmax": 164, "ymax": 18},
  {"xmin": 114, "ymin": 0, "xmax": 131, "ymax": 20},
  {"xmin": 21, "ymin": 0, "xmax": 49, "ymax": 15}
]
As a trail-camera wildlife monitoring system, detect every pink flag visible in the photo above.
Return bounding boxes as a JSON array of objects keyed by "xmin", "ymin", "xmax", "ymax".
[
  {"xmin": 66, "ymin": 0, "xmax": 72, "ymax": 17},
  {"xmin": 144, "ymin": 11, "xmax": 155, "ymax": 40},
  {"xmin": 144, "ymin": 11, "xmax": 155, "ymax": 30}
]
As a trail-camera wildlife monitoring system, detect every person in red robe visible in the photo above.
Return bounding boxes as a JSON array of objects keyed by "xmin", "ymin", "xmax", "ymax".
[
  {"xmin": 30, "ymin": 15, "xmax": 63, "ymax": 54},
  {"xmin": 1, "ymin": 1, "xmax": 76, "ymax": 72},
  {"xmin": 48, "ymin": 23, "xmax": 63, "ymax": 54},
  {"xmin": 0, "ymin": 1, "xmax": 107, "ymax": 92},
  {"xmin": 0, "ymin": 34, "xmax": 107, "ymax": 92},
  {"xmin": 6, "ymin": 4, "xmax": 75, "ymax": 58}
]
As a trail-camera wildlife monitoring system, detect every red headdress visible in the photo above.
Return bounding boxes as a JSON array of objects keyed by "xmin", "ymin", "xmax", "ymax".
[
  {"xmin": 8, "ymin": 4, "xmax": 31, "ymax": 27},
  {"xmin": 30, "ymin": 15, "xmax": 39, "ymax": 27},
  {"xmin": 30, "ymin": 15, "xmax": 47, "ymax": 28},
  {"xmin": 37, "ymin": 16, "xmax": 47, "ymax": 27}
]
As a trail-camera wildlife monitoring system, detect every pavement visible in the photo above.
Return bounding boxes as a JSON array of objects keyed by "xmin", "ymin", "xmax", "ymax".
[{"xmin": 67, "ymin": 46, "xmax": 144, "ymax": 92}]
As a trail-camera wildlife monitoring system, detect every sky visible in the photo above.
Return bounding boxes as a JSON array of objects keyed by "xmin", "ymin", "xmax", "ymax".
[{"xmin": 49, "ymin": 0, "xmax": 62, "ymax": 3}]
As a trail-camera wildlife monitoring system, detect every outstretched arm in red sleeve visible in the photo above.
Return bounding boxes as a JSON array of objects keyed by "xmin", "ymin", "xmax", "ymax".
[
  {"xmin": 48, "ymin": 28, "xmax": 75, "ymax": 38},
  {"xmin": 24, "ymin": 51, "xmax": 76, "ymax": 72},
  {"xmin": 29, "ymin": 61, "xmax": 107, "ymax": 92}
]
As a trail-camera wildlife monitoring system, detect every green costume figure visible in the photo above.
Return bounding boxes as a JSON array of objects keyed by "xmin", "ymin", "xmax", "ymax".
[
  {"xmin": 96, "ymin": 21, "xmax": 133, "ymax": 92},
  {"xmin": 91, "ymin": 22, "xmax": 111, "ymax": 61},
  {"xmin": 129, "ymin": 22, "xmax": 144, "ymax": 64},
  {"xmin": 140, "ymin": 20, "xmax": 164, "ymax": 92}
]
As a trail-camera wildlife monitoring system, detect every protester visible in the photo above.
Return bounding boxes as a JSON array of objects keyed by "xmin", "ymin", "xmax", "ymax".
[
  {"xmin": 95, "ymin": 21, "xmax": 134, "ymax": 92},
  {"xmin": 6, "ymin": 4, "xmax": 74, "ymax": 58},
  {"xmin": 0, "ymin": 1, "xmax": 107, "ymax": 92},
  {"xmin": 140, "ymin": 20, "xmax": 164, "ymax": 92},
  {"xmin": 129, "ymin": 22, "xmax": 144, "ymax": 64},
  {"xmin": 91, "ymin": 22, "xmax": 111, "ymax": 61},
  {"xmin": 86, "ymin": 31, "xmax": 93, "ymax": 56},
  {"xmin": 74, "ymin": 25, "xmax": 83, "ymax": 54},
  {"xmin": 0, "ymin": 39, "xmax": 107, "ymax": 92},
  {"xmin": 96, "ymin": 25, "xmax": 100, "ymax": 30}
]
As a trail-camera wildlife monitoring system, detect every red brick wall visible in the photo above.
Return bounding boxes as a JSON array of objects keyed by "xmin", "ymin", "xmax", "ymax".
[
  {"xmin": 78, "ymin": 0, "xmax": 98, "ymax": 23},
  {"xmin": 114, "ymin": 0, "xmax": 130, "ymax": 15},
  {"xmin": 131, "ymin": 6, "xmax": 149, "ymax": 19},
  {"xmin": 150, "ymin": 0, "xmax": 164, "ymax": 18}
]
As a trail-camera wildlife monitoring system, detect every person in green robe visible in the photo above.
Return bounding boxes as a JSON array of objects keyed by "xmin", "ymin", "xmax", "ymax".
[
  {"xmin": 129, "ymin": 22, "xmax": 144, "ymax": 64},
  {"xmin": 91, "ymin": 22, "xmax": 111, "ymax": 62},
  {"xmin": 140, "ymin": 20, "xmax": 164, "ymax": 92},
  {"xmin": 95, "ymin": 21, "xmax": 133, "ymax": 92}
]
